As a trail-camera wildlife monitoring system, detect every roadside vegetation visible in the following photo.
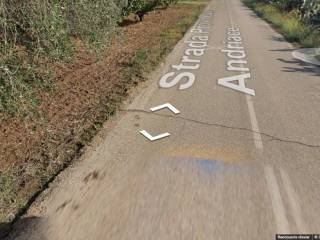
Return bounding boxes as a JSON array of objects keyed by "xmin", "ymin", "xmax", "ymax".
[
  {"xmin": 0, "ymin": 0, "xmax": 206, "ymax": 236},
  {"xmin": 0, "ymin": 0, "xmax": 179, "ymax": 118},
  {"xmin": 243, "ymin": 0, "xmax": 320, "ymax": 50}
]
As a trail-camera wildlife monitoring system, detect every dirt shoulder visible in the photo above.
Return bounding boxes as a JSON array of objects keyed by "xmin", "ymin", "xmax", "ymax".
[{"xmin": 0, "ymin": 2, "xmax": 207, "ymax": 237}]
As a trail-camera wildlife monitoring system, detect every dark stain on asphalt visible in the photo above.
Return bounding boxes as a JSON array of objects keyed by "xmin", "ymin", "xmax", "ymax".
[
  {"xmin": 134, "ymin": 115, "xmax": 140, "ymax": 120},
  {"xmin": 56, "ymin": 199, "xmax": 72, "ymax": 212},
  {"xmin": 72, "ymin": 203, "xmax": 80, "ymax": 211},
  {"xmin": 83, "ymin": 170, "xmax": 99, "ymax": 183}
]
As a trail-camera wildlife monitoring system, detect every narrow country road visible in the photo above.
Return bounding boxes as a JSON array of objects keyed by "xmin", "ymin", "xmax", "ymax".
[{"xmin": 8, "ymin": 0, "xmax": 320, "ymax": 239}]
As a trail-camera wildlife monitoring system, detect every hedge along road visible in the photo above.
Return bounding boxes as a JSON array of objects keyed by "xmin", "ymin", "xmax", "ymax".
[{"xmin": 7, "ymin": 0, "xmax": 320, "ymax": 239}]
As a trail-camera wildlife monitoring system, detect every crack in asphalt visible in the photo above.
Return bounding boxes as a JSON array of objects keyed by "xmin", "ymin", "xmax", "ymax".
[{"xmin": 123, "ymin": 109, "xmax": 320, "ymax": 149}]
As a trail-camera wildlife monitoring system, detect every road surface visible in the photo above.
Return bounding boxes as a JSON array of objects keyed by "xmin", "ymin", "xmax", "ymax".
[{"xmin": 8, "ymin": 0, "xmax": 320, "ymax": 239}]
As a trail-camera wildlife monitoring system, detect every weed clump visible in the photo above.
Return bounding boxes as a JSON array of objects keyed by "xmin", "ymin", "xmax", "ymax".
[
  {"xmin": 0, "ymin": 0, "xmax": 125, "ymax": 118},
  {"xmin": 0, "ymin": 0, "xmax": 180, "ymax": 118},
  {"xmin": 63, "ymin": 0, "xmax": 124, "ymax": 49},
  {"xmin": 244, "ymin": 0, "xmax": 320, "ymax": 48}
]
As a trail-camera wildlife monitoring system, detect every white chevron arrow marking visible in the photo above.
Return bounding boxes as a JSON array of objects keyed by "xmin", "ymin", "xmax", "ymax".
[
  {"xmin": 150, "ymin": 103, "xmax": 180, "ymax": 114},
  {"xmin": 140, "ymin": 130, "xmax": 170, "ymax": 141}
]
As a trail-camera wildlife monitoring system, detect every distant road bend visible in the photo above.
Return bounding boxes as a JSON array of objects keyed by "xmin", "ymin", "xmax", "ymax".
[{"xmin": 8, "ymin": 0, "xmax": 320, "ymax": 239}]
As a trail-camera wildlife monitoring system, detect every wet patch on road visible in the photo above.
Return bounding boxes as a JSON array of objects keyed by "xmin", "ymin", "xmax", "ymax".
[
  {"xmin": 83, "ymin": 170, "xmax": 99, "ymax": 183},
  {"xmin": 176, "ymin": 157, "xmax": 254, "ymax": 177},
  {"xmin": 149, "ymin": 155, "xmax": 257, "ymax": 183}
]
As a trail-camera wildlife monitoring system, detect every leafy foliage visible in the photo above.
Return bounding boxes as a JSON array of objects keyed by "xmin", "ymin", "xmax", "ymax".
[
  {"xmin": 0, "ymin": 0, "xmax": 123, "ymax": 117},
  {"xmin": 0, "ymin": 0, "xmax": 179, "ymax": 117},
  {"xmin": 122, "ymin": 0, "xmax": 179, "ymax": 17},
  {"xmin": 253, "ymin": 0, "xmax": 320, "ymax": 26},
  {"xmin": 244, "ymin": 0, "xmax": 319, "ymax": 48},
  {"xmin": 301, "ymin": 0, "xmax": 320, "ymax": 25},
  {"xmin": 62, "ymin": 0, "xmax": 123, "ymax": 49},
  {"xmin": 159, "ymin": 0, "xmax": 179, "ymax": 8},
  {"xmin": 0, "ymin": 0, "xmax": 71, "ymax": 60},
  {"xmin": 121, "ymin": 0, "xmax": 145, "ymax": 16},
  {"xmin": 271, "ymin": 0, "xmax": 304, "ymax": 11}
]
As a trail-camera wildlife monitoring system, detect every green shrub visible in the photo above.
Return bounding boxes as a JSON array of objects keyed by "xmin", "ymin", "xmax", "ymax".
[
  {"xmin": 274, "ymin": 0, "xmax": 304, "ymax": 12},
  {"xmin": 63, "ymin": 0, "xmax": 122, "ymax": 49},
  {"xmin": 301, "ymin": 0, "xmax": 320, "ymax": 26},
  {"xmin": 244, "ymin": 0, "xmax": 319, "ymax": 48},
  {"xmin": 0, "ymin": 0, "xmax": 179, "ymax": 117},
  {"xmin": 0, "ymin": 44, "xmax": 51, "ymax": 117},
  {"xmin": 0, "ymin": 0, "xmax": 125, "ymax": 117},
  {"xmin": 121, "ymin": 0, "xmax": 145, "ymax": 16},
  {"xmin": 121, "ymin": 0, "xmax": 178, "ymax": 18},
  {"xmin": 0, "ymin": 0, "xmax": 72, "ymax": 60}
]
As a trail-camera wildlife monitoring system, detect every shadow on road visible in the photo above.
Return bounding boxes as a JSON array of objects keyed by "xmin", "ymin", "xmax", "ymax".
[
  {"xmin": 0, "ymin": 216, "xmax": 45, "ymax": 240},
  {"xmin": 0, "ymin": 221, "xmax": 11, "ymax": 239},
  {"xmin": 248, "ymin": 12, "xmax": 262, "ymax": 19},
  {"xmin": 269, "ymin": 48, "xmax": 297, "ymax": 52},
  {"xmin": 269, "ymin": 35, "xmax": 288, "ymax": 43},
  {"xmin": 277, "ymin": 57, "xmax": 320, "ymax": 77}
]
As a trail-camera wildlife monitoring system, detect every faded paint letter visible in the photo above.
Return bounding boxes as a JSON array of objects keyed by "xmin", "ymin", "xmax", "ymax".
[
  {"xmin": 159, "ymin": 72, "xmax": 195, "ymax": 90},
  {"xmin": 218, "ymin": 73, "xmax": 255, "ymax": 95}
]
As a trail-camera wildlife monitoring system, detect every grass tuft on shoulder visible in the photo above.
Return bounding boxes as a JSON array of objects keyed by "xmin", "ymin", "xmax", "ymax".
[{"xmin": 242, "ymin": 0, "xmax": 320, "ymax": 49}]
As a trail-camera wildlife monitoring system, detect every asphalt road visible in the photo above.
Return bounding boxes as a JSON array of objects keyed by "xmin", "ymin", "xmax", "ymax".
[{"xmin": 8, "ymin": 0, "xmax": 320, "ymax": 239}]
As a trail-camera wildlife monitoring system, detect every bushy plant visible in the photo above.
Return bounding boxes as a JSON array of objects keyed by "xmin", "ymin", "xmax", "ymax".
[
  {"xmin": 0, "ymin": 0, "xmax": 65, "ymax": 117},
  {"xmin": 121, "ymin": 0, "xmax": 178, "ymax": 18},
  {"xmin": 0, "ymin": 46, "xmax": 43, "ymax": 117},
  {"xmin": 0, "ymin": 0, "xmax": 71, "ymax": 60},
  {"xmin": 159, "ymin": 0, "xmax": 179, "ymax": 8},
  {"xmin": 121, "ymin": 0, "xmax": 145, "ymax": 16},
  {"xmin": 0, "ymin": 0, "xmax": 179, "ymax": 117},
  {"xmin": 273, "ymin": 0, "xmax": 304, "ymax": 12},
  {"xmin": 63, "ymin": 0, "xmax": 123, "ymax": 49},
  {"xmin": 0, "ymin": 0, "xmax": 124, "ymax": 117},
  {"xmin": 301, "ymin": 0, "xmax": 320, "ymax": 26}
]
